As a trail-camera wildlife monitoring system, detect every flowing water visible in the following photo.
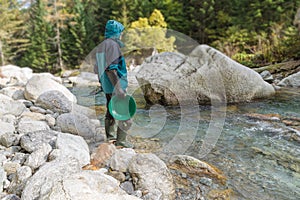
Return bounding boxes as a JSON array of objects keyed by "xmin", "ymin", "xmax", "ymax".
[{"xmin": 71, "ymin": 84, "xmax": 300, "ymax": 200}]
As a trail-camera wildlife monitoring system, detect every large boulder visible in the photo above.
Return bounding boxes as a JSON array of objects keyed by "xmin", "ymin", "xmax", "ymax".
[
  {"xmin": 128, "ymin": 153, "xmax": 175, "ymax": 200},
  {"xmin": 278, "ymin": 71, "xmax": 300, "ymax": 87},
  {"xmin": 136, "ymin": 45, "xmax": 275, "ymax": 105},
  {"xmin": 24, "ymin": 74, "xmax": 77, "ymax": 103},
  {"xmin": 21, "ymin": 157, "xmax": 81, "ymax": 200},
  {"xmin": 46, "ymin": 170, "xmax": 142, "ymax": 200}
]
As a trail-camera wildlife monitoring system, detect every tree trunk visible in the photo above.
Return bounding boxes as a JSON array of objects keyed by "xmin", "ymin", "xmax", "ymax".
[
  {"xmin": 54, "ymin": 0, "xmax": 64, "ymax": 71},
  {"xmin": 56, "ymin": 22, "xmax": 64, "ymax": 70},
  {"xmin": 0, "ymin": 40, "xmax": 5, "ymax": 66}
]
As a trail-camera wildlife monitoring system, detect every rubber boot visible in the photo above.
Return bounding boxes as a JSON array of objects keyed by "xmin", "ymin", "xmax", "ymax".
[
  {"xmin": 115, "ymin": 121, "xmax": 133, "ymax": 148},
  {"xmin": 105, "ymin": 118, "xmax": 116, "ymax": 142}
]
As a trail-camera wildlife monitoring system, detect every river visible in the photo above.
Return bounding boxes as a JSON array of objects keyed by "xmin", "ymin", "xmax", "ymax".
[{"xmin": 71, "ymin": 83, "xmax": 299, "ymax": 200}]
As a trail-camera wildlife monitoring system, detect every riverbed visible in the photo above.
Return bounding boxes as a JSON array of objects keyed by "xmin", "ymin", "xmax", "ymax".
[{"xmin": 71, "ymin": 84, "xmax": 299, "ymax": 200}]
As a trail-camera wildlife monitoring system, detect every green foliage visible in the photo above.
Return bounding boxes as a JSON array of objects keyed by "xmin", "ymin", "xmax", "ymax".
[
  {"xmin": 61, "ymin": 0, "xmax": 87, "ymax": 69},
  {"xmin": 4, "ymin": 0, "xmax": 300, "ymax": 71},
  {"xmin": 21, "ymin": 0, "xmax": 55, "ymax": 72},
  {"xmin": 123, "ymin": 9, "xmax": 175, "ymax": 63},
  {"xmin": 0, "ymin": 0, "xmax": 28, "ymax": 65}
]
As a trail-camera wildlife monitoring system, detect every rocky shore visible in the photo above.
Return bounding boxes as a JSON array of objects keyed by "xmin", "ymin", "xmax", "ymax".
[
  {"xmin": 0, "ymin": 64, "xmax": 231, "ymax": 200},
  {"xmin": 0, "ymin": 44, "xmax": 299, "ymax": 200}
]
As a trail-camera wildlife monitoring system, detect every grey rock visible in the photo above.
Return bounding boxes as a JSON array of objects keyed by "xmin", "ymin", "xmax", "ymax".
[
  {"xmin": 20, "ymin": 111, "xmax": 46, "ymax": 121},
  {"xmin": 11, "ymin": 153, "xmax": 28, "ymax": 165},
  {"xmin": 0, "ymin": 153, "xmax": 8, "ymax": 165},
  {"xmin": 134, "ymin": 190, "xmax": 143, "ymax": 198},
  {"xmin": 3, "ymin": 162, "xmax": 21, "ymax": 176},
  {"xmin": 56, "ymin": 113, "xmax": 96, "ymax": 139},
  {"xmin": 129, "ymin": 153, "xmax": 175, "ymax": 200},
  {"xmin": 260, "ymin": 70, "xmax": 274, "ymax": 82},
  {"xmin": 110, "ymin": 148, "xmax": 136, "ymax": 172},
  {"xmin": 56, "ymin": 133, "xmax": 90, "ymax": 167},
  {"xmin": 0, "ymin": 94, "xmax": 26, "ymax": 116},
  {"xmin": 120, "ymin": 181, "xmax": 135, "ymax": 195},
  {"xmin": 48, "ymin": 149, "xmax": 60, "ymax": 162},
  {"xmin": 17, "ymin": 119, "xmax": 50, "ymax": 135},
  {"xmin": 68, "ymin": 72, "xmax": 99, "ymax": 87},
  {"xmin": 29, "ymin": 106, "xmax": 46, "ymax": 114},
  {"xmin": 0, "ymin": 194, "xmax": 21, "ymax": 200},
  {"xmin": 45, "ymin": 114, "xmax": 56, "ymax": 127},
  {"xmin": 278, "ymin": 71, "xmax": 300, "ymax": 87},
  {"xmin": 199, "ymin": 177, "xmax": 213, "ymax": 186},
  {"xmin": 47, "ymin": 170, "xmax": 142, "ymax": 200},
  {"xmin": 0, "ymin": 87, "xmax": 24, "ymax": 100},
  {"xmin": 0, "ymin": 167, "xmax": 6, "ymax": 192},
  {"xmin": 71, "ymin": 103, "xmax": 97, "ymax": 119},
  {"xmin": 35, "ymin": 90, "xmax": 72, "ymax": 114},
  {"xmin": 19, "ymin": 100, "xmax": 33, "ymax": 108},
  {"xmin": 107, "ymin": 170, "xmax": 126, "ymax": 182},
  {"xmin": 5, "ymin": 146, "xmax": 22, "ymax": 154},
  {"xmin": 21, "ymin": 157, "xmax": 81, "ymax": 200},
  {"xmin": 136, "ymin": 45, "xmax": 275, "ymax": 105},
  {"xmin": 24, "ymin": 74, "xmax": 76, "ymax": 103},
  {"xmin": 20, "ymin": 130, "xmax": 57, "ymax": 153},
  {"xmin": 0, "ymin": 114, "xmax": 16, "ymax": 124},
  {"xmin": 0, "ymin": 133, "xmax": 18, "ymax": 147},
  {"xmin": 143, "ymin": 189, "xmax": 163, "ymax": 200},
  {"xmin": 0, "ymin": 65, "xmax": 33, "ymax": 86},
  {"xmin": 7, "ymin": 166, "xmax": 32, "ymax": 196},
  {"xmin": 24, "ymin": 143, "xmax": 52, "ymax": 170},
  {"xmin": 45, "ymin": 109, "xmax": 54, "ymax": 115},
  {"xmin": 0, "ymin": 121, "xmax": 15, "ymax": 135}
]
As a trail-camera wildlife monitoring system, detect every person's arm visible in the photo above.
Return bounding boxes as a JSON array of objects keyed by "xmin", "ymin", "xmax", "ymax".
[{"xmin": 106, "ymin": 69, "xmax": 126, "ymax": 98}]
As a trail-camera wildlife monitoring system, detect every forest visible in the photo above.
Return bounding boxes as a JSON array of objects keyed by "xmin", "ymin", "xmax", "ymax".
[{"xmin": 1, "ymin": 0, "xmax": 300, "ymax": 73}]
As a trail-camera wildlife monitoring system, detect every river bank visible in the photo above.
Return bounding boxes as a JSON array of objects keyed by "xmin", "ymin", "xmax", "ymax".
[{"xmin": 0, "ymin": 48, "xmax": 299, "ymax": 199}]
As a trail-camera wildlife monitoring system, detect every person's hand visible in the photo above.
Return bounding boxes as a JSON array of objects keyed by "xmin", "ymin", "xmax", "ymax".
[{"xmin": 115, "ymin": 88, "xmax": 126, "ymax": 99}]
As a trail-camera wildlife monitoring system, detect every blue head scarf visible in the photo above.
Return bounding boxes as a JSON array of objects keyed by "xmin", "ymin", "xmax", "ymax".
[{"xmin": 104, "ymin": 20, "xmax": 125, "ymax": 47}]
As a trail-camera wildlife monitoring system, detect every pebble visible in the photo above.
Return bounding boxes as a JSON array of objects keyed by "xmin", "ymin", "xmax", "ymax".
[
  {"xmin": 29, "ymin": 106, "xmax": 46, "ymax": 114},
  {"xmin": 200, "ymin": 177, "xmax": 213, "ymax": 186}
]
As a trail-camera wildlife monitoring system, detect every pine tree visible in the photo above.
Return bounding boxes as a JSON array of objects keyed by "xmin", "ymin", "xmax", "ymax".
[
  {"xmin": 61, "ymin": 0, "xmax": 86, "ymax": 69},
  {"xmin": 45, "ymin": 0, "xmax": 74, "ymax": 71},
  {"xmin": 0, "ymin": 0, "xmax": 28, "ymax": 66},
  {"xmin": 22, "ymin": 0, "xmax": 55, "ymax": 72}
]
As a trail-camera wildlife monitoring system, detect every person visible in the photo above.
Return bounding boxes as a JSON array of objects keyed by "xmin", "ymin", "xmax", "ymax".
[{"xmin": 94, "ymin": 20, "xmax": 133, "ymax": 148}]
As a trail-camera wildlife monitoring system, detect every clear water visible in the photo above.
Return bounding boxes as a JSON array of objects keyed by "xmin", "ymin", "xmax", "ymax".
[{"xmin": 71, "ymin": 85, "xmax": 300, "ymax": 200}]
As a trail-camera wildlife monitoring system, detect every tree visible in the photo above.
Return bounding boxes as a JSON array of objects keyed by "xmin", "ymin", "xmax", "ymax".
[
  {"xmin": 45, "ymin": 0, "xmax": 75, "ymax": 71},
  {"xmin": 123, "ymin": 9, "xmax": 175, "ymax": 65},
  {"xmin": 0, "ymin": 0, "xmax": 28, "ymax": 66},
  {"xmin": 21, "ymin": 0, "xmax": 55, "ymax": 72},
  {"xmin": 61, "ymin": 0, "xmax": 86, "ymax": 69}
]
